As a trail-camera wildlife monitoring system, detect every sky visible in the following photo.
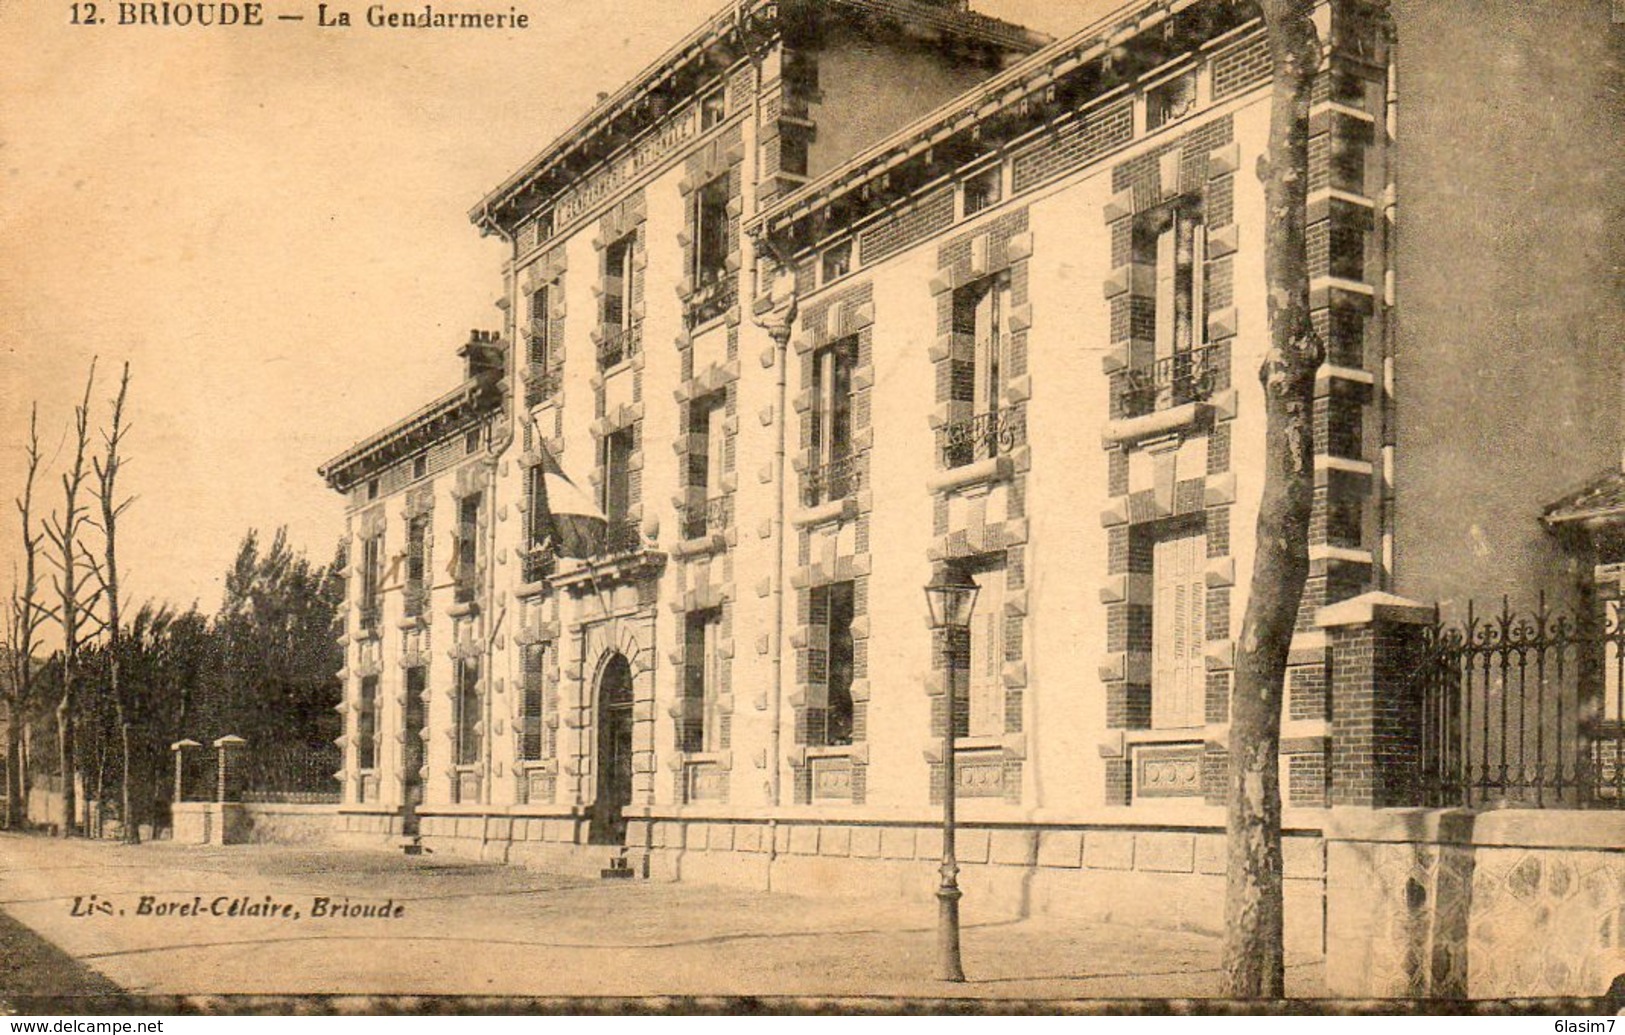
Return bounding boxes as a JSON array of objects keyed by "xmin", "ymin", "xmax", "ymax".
[{"xmin": 0, "ymin": 0, "xmax": 1100, "ymax": 622}]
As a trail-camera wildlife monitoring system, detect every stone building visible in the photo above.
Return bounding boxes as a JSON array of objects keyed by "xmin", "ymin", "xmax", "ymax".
[{"xmin": 319, "ymin": 0, "xmax": 1624, "ymax": 988}]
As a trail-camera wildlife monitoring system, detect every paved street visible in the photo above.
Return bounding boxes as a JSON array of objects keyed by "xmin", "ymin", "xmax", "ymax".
[{"xmin": 0, "ymin": 832, "xmax": 1324, "ymax": 1002}]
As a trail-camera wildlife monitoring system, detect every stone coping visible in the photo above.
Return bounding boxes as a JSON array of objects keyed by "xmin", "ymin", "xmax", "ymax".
[
  {"xmin": 627, "ymin": 802, "xmax": 1332, "ymax": 832},
  {"xmin": 1324, "ymin": 806, "xmax": 1625, "ymax": 851}
]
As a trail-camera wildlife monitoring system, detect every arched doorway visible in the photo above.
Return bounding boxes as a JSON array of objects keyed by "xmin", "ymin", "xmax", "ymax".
[{"xmin": 589, "ymin": 652, "xmax": 634, "ymax": 845}]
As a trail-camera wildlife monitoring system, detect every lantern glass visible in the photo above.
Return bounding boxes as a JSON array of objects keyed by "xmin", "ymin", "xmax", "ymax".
[{"xmin": 924, "ymin": 566, "xmax": 980, "ymax": 631}]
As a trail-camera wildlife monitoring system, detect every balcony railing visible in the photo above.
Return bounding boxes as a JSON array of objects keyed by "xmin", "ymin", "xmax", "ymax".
[
  {"xmin": 803, "ymin": 453, "xmax": 863, "ymax": 507},
  {"xmin": 686, "ymin": 270, "xmax": 737, "ymax": 328},
  {"xmin": 522, "ymin": 364, "xmax": 560, "ymax": 408},
  {"xmin": 521, "ymin": 545, "xmax": 556, "ymax": 585},
  {"xmin": 679, "ymin": 494, "xmax": 733, "ymax": 541},
  {"xmin": 599, "ymin": 519, "xmax": 644, "ymax": 557},
  {"xmin": 940, "ymin": 402, "xmax": 1027, "ymax": 469},
  {"xmin": 1118, "ymin": 345, "xmax": 1219, "ymax": 419},
  {"xmin": 597, "ymin": 322, "xmax": 641, "ymax": 369}
]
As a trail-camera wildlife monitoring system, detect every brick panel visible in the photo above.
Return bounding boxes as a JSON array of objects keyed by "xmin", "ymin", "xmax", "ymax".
[{"xmin": 1011, "ymin": 101, "xmax": 1134, "ymax": 193}]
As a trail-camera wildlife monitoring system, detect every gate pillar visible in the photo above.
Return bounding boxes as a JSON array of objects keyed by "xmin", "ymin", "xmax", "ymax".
[{"xmin": 1318, "ymin": 591, "xmax": 1434, "ymax": 807}]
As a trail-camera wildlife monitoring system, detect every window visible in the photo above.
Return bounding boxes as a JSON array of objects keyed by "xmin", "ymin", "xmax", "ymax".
[
  {"xmin": 1151, "ymin": 526, "xmax": 1207, "ymax": 730},
  {"xmin": 600, "ymin": 234, "xmax": 637, "ymax": 368},
  {"xmin": 962, "ymin": 167, "xmax": 1002, "ymax": 218},
  {"xmin": 601, "ymin": 429, "xmax": 633, "ymax": 526},
  {"xmin": 357, "ymin": 674, "xmax": 379, "ymax": 771},
  {"xmin": 404, "ymin": 515, "xmax": 429, "ymax": 617},
  {"xmin": 403, "ymin": 666, "xmax": 426, "ymax": 803},
  {"xmin": 820, "ymin": 241, "xmax": 852, "ymax": 284},
  {"xmin": 1147, "ymin": 69, "xmax": 1198, "ymax": 131},
  {"xmin": 806, "ymin": 338, "xmax": 855, "ymax": 504},
  {"xmin": 523, "ymin": 464, "xmax": 554, "ymax": 582},
  {"xmin": 807, "ymin": 582, "xmax": 855, "ymax": 747},
  {"xmin": 944, "ymin": 273, "xmax": 1012, "ymax": 467},
  {"xmin": 413, "ymin": 454, "xmax": 427, "ymax": 480},
  {"xmin": 359, "ymin": 532, "xmax": 383, "ymax": 632},
  {"xmin": 527, "ymin": 284, "xmax": 551, "ymax": 369},
  {"xmin": 367, "ymin": 479, "xmax": 379, "ymax": 501},
  {"xmin": 1123, "ymin": 203, "xmax": 1210, "ymax": 416},
  {"xmin": 684, "ymin": 394, "xmax": 727, "ymax": 539},
  {"xmin": 700, "ymin": 87, "xmax": 726, "ymax": 130},
  {"xmin": 465, "ymin": 428, "xmax": 482, "ymax": 455},
  {"xmin": 454, "ymin": 657, "xmax": 481, "ymax": 767},
  {"xmin": 691, "ymin": 175, "xmax": 730, "ymax": 291},
  {"xmin": 520, "ymin": 644, "xmax": 547, "ymax": 762},
  {"xmin": 680, "ymin": 608, "xmax": 723, "ymax": 753},
  {"xmin": 455, "ymin": 493, "xmax": 481, "ymax": 604}
]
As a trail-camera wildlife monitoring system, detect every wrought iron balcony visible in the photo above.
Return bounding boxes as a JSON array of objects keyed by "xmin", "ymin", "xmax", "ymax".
[
  {"xmin": 522, "ymin": 364, "xmax": 560, "ymax": 408},
  {"xmin": 1118, "ymin": 345, "xmax": 1218, "ymax": 419},
  {"xmin": 686, "ymin": 269, "xmax": 737, "ymax": 328},
  {"xmin": 679, "ymin": 494, "xmax": 733, "ymax": 541},
  {"xmin": 597, "ymin": 322, "xmax": 641, "ymax": 369},
  {"xmin": 520, "ymin": 545, "xmax": 556, "ymax": 585},
  {"xmin": 599, "ymin": 519, "xmax": 645, "ymax": 557},
  {"xmin": 940, "ymin": 402, "xmax": 1026, "ymax": 469},
  {"xmin": 803, "ymin": 453, "xmax": 863, "ymax": 507}
]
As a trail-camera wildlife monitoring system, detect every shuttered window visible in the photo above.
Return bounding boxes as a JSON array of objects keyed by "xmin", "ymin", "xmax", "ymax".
[{"xmin": 1152, "ymin": 531, "xmax": 1208, "ymax": 730}]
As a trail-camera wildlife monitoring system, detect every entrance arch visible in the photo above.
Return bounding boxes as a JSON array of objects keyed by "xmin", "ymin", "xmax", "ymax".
[{"xmin": 589, "ymin": 652, "xmax": 635, "ymax": 845}]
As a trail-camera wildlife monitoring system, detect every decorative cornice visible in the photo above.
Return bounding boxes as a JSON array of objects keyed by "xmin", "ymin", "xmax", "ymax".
[
  {"xmin": 319, "ymin": 376, "xmax": 502, "ymax": 493},
  {"xmin": 468, "ymin": 0, "xmax": 1046, "ymax": 236},
  {"xmin": 753, "ymin": 0, "xmax": 1260, "ymax": 251}
]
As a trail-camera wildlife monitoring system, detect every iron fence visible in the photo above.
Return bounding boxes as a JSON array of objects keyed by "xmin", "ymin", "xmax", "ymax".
[
  {"xmin": 239, "ymin": 742, "xmax": 342, "ymax": 804},
  {"xmin": 1415, "ymin": 595, "xmax": 1625, "ymax": 809}
]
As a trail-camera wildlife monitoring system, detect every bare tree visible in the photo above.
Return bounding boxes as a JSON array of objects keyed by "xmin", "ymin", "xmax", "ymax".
[
  {"xmin": 40, "ymin": 361, "xmax": 106, "ymax": 837},
  {"xmin": 3, "ymin": 405, "xmax": 49, "ymax": 829},
  {"xmin": 89, "ymin": 363, "xmax": 136, "ymax": 842},
  {"xmin": 1222, "ymin": 0, "xmax": 1324, "ymax": 998}
]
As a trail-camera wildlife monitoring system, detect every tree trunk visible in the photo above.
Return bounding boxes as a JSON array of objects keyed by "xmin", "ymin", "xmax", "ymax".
[
  {"xmin": 1221, "ymin": 0, "xmax": 1323, "ymax": 999},
  {"xmin": 57, "ymin": 687, "xmax": 75, "ymax": 837},
  {"xmin": 4, "ymin": 720, "xmax": 21, "ymax": 829},
  {"xmin": 120, "ymin": 713, "xmax": 137, "ymax": 843}
]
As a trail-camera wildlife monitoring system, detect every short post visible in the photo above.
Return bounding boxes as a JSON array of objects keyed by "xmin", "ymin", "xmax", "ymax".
[
  {"xmin": 213, "ymin": 735, "xmax": 247, "ymax": 803},
  {"xmin": 924, "ymin": 564, "xmax": 979, "ymax": 983},
  {"xmin": 169, "ymin": 739, "xmax": 202, "ymax": 802}
]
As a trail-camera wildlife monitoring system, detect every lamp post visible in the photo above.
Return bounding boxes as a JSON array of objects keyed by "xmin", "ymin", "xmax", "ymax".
[{"xmin": 924, "ymin": 563, "xmax": 979, "ymax": 983}]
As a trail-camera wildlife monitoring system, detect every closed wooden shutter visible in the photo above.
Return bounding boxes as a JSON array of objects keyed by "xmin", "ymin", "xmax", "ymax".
[
  {"xmin": 521, "ymin": 645, "xmax": 545, "ymax": 761},
  {"xmin": 1153, "ymin": 532, "xmax": 1207, "ymax": 729},
  {"xmin": 968, "ymin": 566, "xmax": 1005, "ymax": 737}
]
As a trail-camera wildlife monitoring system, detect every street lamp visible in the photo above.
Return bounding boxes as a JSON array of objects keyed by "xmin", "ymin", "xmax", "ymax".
[{"xmin": 924, "ymin": 563, "xmax": 979, "ymax": 983}]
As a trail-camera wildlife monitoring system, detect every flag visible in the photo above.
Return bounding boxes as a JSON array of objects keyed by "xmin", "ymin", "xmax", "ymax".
[{"xmin": 532, "ymin": 441, "xmax": 607, "ymax": 559}]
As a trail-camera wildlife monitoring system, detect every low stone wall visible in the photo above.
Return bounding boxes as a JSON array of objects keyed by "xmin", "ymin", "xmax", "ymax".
[
  {"xmin": 404, "ymin": 809, "xmax": 1326, "ymax": 951},
  {"xmin": 172, "ymin": 801, "xmax": 337, "ymax": 845},
  {"xmin": 1326, "ymin": 808, "xmax": 1625, "ymax": 998}
]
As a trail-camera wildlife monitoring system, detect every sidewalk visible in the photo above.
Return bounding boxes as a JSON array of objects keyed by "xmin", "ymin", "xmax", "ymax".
[{"xmin": 0, "ymin": 832, "xmax": 1324, "ymax": 1002}]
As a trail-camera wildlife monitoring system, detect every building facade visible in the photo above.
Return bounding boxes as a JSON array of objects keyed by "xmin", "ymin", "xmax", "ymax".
[{"xmin": 320, "ymin": 0, "xmax": 1403, "ymax": 947}]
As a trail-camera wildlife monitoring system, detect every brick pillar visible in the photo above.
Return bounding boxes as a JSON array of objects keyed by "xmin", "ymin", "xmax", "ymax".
[{"xmin": 1316, "ymin": 592, "xmax": 1433, "ymax": 807}]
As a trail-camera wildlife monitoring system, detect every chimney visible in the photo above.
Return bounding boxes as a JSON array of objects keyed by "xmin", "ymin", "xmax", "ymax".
[{"xmin": 458, "ymin": 329, "xmax": 505, "ymax": 381}]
